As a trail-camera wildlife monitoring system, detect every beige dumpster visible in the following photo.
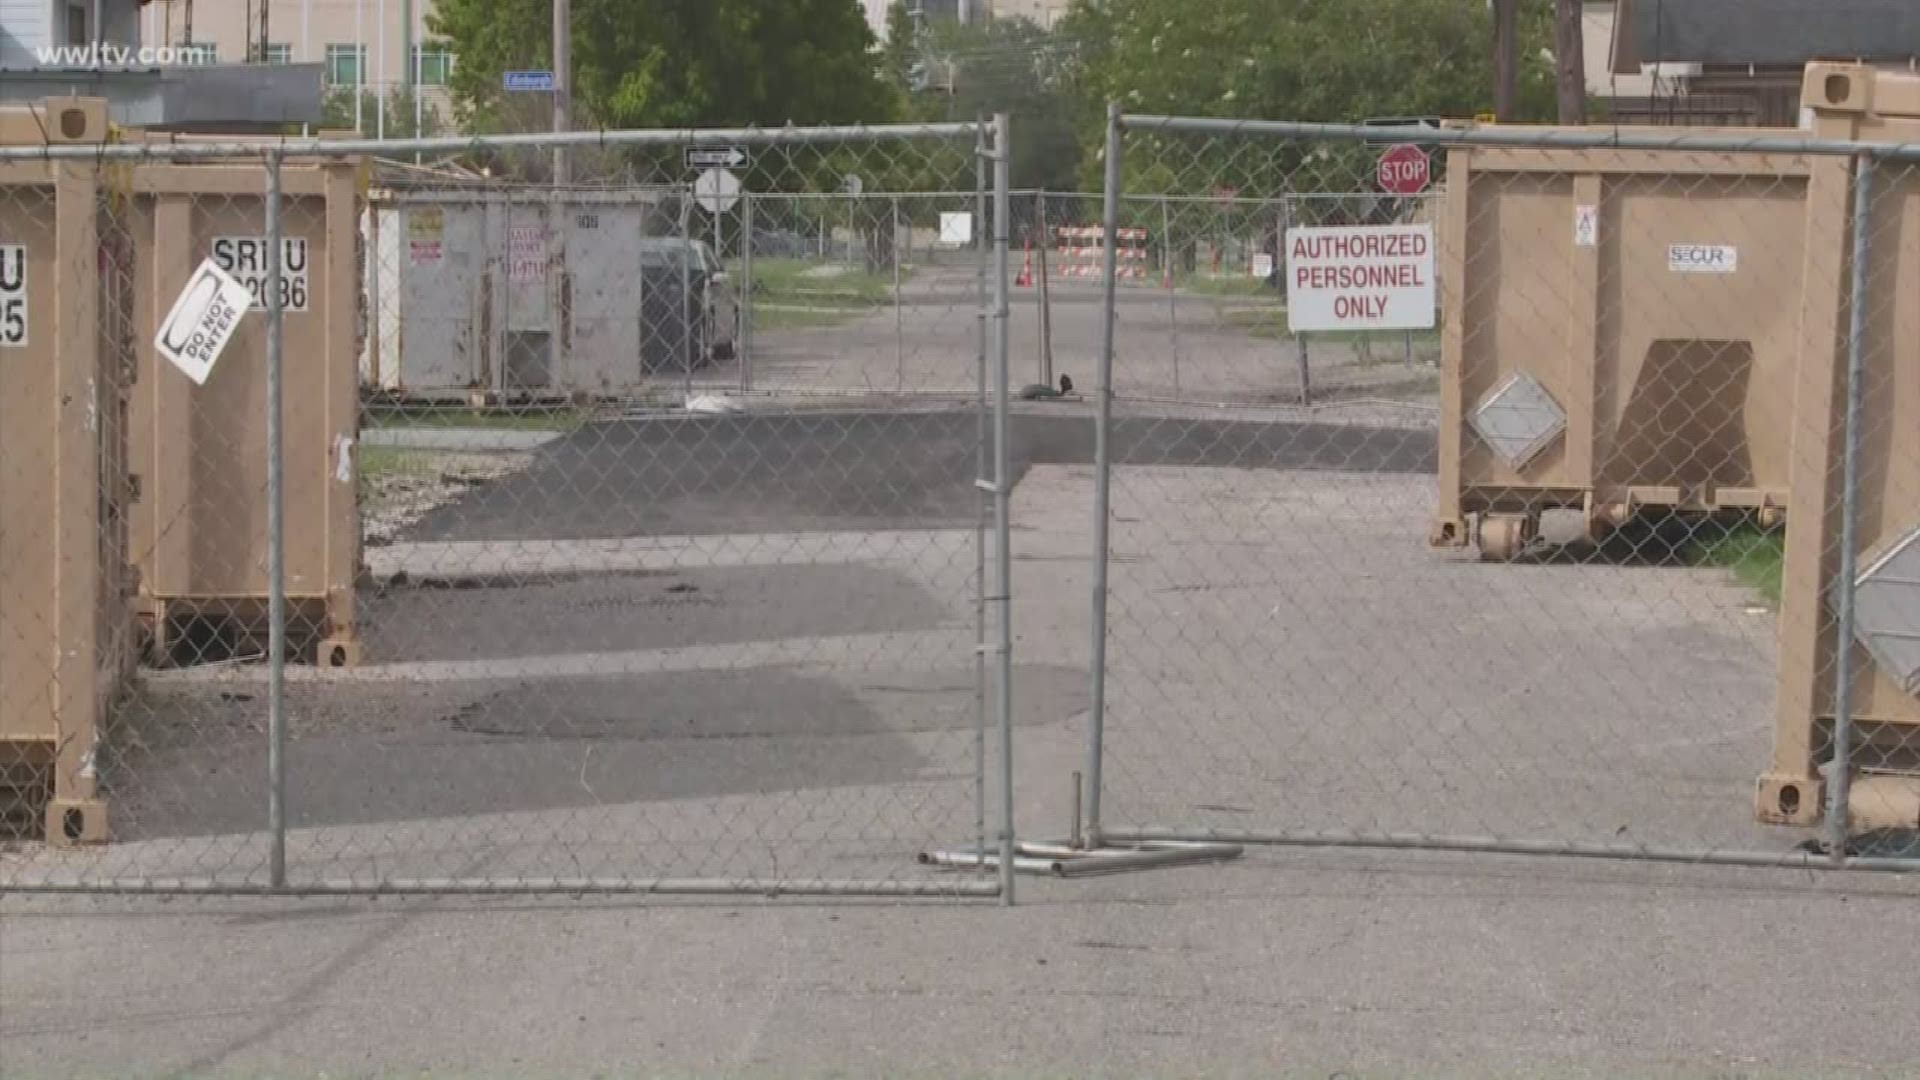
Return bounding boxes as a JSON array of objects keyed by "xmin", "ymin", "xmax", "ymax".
[
  {"xmin": 1432, "ymin": 125, "xmax": 1814, "ymax": 560},
  {"xmin": 1758, "ymin": 63, "xmax": 1920, "ymax": 835},
  {"xmin": 0, "ymin": 99, "xmax": 135, "ymax": 843},
  {"xmin": 126, "ymin": 151, "xmax": 365, "ymax": 667}
]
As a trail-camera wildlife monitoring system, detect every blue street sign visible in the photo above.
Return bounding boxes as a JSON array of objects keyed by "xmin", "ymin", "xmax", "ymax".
[{"xmin": 504, "ymin": 70, "xmax": 556, "ymax": 92}]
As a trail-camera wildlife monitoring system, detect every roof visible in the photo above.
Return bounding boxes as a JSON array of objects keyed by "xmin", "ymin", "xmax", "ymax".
[
  {"xmin": 0, "ymin": 64, "xmax": 324, "ymax": 131},
  {"xmin": 1612, "ymin": 0, "xmax": 1920, "ymax": 70}
]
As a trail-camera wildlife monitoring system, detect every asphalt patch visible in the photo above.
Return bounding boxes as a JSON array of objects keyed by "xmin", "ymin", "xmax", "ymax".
[
  {"xmin": 361, "ymin": 563, "xmax": 954, "ymax": 662},
  {"xmin": 406, "ymin": 411, "xmax": 1436, "ymax": 543},
  {"xmin": 105, "ymin": 663, "xmax": 1086, "ymax": 840}
]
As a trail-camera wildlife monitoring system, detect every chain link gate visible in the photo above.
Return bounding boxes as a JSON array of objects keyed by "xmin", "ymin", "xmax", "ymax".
[
  {"xmin": 1075, "ymin": 105, "xmax": 1920, "ymax": 873},
  {"xmin": 1, "ymin": 117, "xmax": 1022, "ymax": 899},
  {"xmin": 8, "ymin": 91, "xmax": 1919, "ymax": 904}
]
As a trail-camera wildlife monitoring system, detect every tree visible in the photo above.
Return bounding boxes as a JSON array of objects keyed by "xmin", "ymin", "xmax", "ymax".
[
  {"xmin": 909, "ymin": 15, "xmax": 1086, "ymax": 191},
  {"xmin": 428, "ymin": 0, "xmax": 897, "ymax": 132},
  {"xmin": 1061, "ymin": 0, "xmax": 1558, "ymax": 193},
  {"xmin": 881, "ymin": 1, "xmax": 920, "ymax": 98},
  {"xmin": 1554, "ymin": 0, "xmax": 1588, "ymax": 124}
]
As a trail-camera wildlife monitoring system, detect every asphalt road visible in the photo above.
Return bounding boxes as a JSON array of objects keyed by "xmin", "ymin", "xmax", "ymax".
[
  {"xmin": 86, "ymin": 409, "xmax": 1427, "ymax": 849},
  {"xmin": 404, "ymin": 409, "xmax": 1436, "ymax": 543},
  {"xmin": 12, "ymin": 390, "xmax": 1920, "ymax": 1080}
]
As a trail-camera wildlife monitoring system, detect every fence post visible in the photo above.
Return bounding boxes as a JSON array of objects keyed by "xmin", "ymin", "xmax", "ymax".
[
  {"xmin": 893, "ymin": 194, "xmax": 904, "ymax": 392},
  {"xmin": 1296, "ymin": 333, "xmax": 1312, "ymax": 407},
  {"xmin": 1828, "ymin": 151, "xmax": 1877, "ymax": 864},
  {"xmin": 990, "ymin": 111, "xmax": 1021, "ymax": 899},
  {"xmin": 991, "ymin": 113, "xmax": 1017, "ymax": 903},
  {"xmin": 1036, "ymin": 190, "xmax": 1054, "ymax": 386},
  {"xmin": 974, "ymin": 123, "xmax": 990, "ymax": 864},
  {"xmin": 264, "ymin": 149, "xmax": 289, "ymax": 890},
  {"xmin": 366, "ymin": 201, "xmax": 384, "ymax": 387},
  {"xmin": 740, "ymin": 192, "xmax": 753, "ymax": 394},
  {"xmin": 679, "ymin": 192, "xmax": 693, "ymax": 402},
  {"xmin": 1162, "ymin": 195, "xmax": 1178, "ymax": 396},
  {"xmin": 1084, "ymin": 103, "xmax": 1123, "ymax": 848}
]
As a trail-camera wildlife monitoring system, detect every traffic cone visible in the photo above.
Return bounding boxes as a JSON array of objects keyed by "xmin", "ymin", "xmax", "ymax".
[{"xmin": 1016, "ymin": 239, "xmax": 1034, "ymax": 288}]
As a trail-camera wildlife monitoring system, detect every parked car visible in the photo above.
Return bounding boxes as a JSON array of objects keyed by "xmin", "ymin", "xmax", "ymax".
[{"xmin": 637, "ymin": 238, "xmax": 739, "ymax": 369}]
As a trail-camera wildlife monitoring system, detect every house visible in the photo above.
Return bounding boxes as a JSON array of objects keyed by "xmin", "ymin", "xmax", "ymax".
[{"xmin": 1594, "ymin": 0, "xmax": 1920, "ymax": 126}]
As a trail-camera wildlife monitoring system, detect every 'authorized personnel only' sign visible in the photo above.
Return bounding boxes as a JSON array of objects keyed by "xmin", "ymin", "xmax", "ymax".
[{"xmin": 1285, "ymin": 224, "xmax": 1435, "ymax": 333}]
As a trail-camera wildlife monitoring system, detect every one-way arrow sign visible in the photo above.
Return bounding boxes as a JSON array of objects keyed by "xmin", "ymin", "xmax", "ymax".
[{"xmin": 685, "ymin": 147, "xmax": 750, "ymax": 170}]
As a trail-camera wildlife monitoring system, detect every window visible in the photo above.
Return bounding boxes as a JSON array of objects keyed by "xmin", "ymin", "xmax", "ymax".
[
  {"xmin": 412, "ymin": 47, "xmax": 453, "ymax": 86},
  {"xmin": 65, "ymin": 3, "xmax": 87, "ymax": 47},
  {"xmin": 325, "ymin": 43, "xmax": 366, "ymax": 86},
  {"xmin": 177, "ymin": 41, "xmax": 217, "ymax": 65},
  {"xmin": 249, "ymin": 43, "xmax": 293, "ymax": 64}
]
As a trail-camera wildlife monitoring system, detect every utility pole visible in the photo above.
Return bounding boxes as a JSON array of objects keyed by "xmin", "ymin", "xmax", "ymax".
[
  {"xmin": 1555, "ymin": 0, "xmax": 1588, "ymax": 124},
  {"xmin": 1492, "ymin": 0, "xmax": 1518, "ymax": 122},
  {"xmin": 553, "ymin": 0, "xmax": 571, "ymax": 184}
]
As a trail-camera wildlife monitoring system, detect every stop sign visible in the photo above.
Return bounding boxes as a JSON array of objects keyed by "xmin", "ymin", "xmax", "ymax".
[{"xmin": 1377, "ymin": 144, "xmax": 1430, "ymax": 195}]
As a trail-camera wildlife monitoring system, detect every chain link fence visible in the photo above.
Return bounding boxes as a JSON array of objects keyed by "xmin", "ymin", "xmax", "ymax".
[
  {"xmin": 1071, "ymin": 108, "xmax": 1920, "ymax": 872},
  {"xmin": 1, "ymin": 117, "xmax": 1020, "ymax": 898},
  {"xmin": 1001, "ymin": 188, "xmax": 1444, "ymax": 410},
  {"xmin": 6, "ymin": 94, "xmax": 1919, "ymax": 904}
]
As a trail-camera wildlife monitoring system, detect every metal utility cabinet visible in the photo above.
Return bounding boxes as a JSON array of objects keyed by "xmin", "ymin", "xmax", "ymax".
[
  {"xmin": 1432, "ymin": 124, "xmax": 1813, "ymax": 559},
  {"xmin": 126, "ymin": 151, "xmax": 365, "ymax": 666},
  {"xmin": 362, "ymin": 188, "xmax": 672, "ymax": 399},
  {"xmin": 0, "ymin": 99, "xmax": 135, "ymax": 843},
  {"xmin": 1758, "ymin": 64, "xmax": 1920, "ymax": 835}
]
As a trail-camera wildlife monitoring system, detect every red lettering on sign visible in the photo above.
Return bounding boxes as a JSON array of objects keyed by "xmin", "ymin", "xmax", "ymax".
[{"xmin": 1333, "ymin": 294, "xmax": 1390, "ymax": 320}]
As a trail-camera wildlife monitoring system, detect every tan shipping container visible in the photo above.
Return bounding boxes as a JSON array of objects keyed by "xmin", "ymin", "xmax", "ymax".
[
  {"xmin": 126, "ymin": 152, "xmax": 365, "ymax": 668},
  {"xmin": 1759, "ymin": 64, "xmax": 1920, "ymax": 835},
  {"xmin": 0, "ymin": 99, "xmax": 135, "ymax": 843},
  {"xmin": 1432, "ymin": 126, "xmax": 1813, "ymax": 559}
]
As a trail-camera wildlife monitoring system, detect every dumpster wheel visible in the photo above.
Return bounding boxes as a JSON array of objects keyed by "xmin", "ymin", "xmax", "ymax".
[{"xmin": 1477, "ymin": 512, "xmax": 1537, "ymax": 562}]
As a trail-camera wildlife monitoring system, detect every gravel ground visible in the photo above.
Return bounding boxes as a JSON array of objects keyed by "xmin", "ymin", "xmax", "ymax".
[{"xmin": 359, "ymin": 450, "xmax": 532, "ymax": 547}]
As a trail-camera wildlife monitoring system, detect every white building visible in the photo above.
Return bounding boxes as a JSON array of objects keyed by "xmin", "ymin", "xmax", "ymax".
[
  {"xmin": 863, "ymin": 0, "xmax": 1068, "ymax": 40},
  {"xmin": 988, "ymin": 0, "xmax": 1070, "ymax": 30},
  {"xmin": 0, "ymin": 0, "xmax": 142, "ymax": 69},
  {"xmin": 136, "ymin": 0, "xmax": 448, "ymax": 129},
  {"xmin": 0, "ymin": 0, "xmax": 325, "ymax": 129}
]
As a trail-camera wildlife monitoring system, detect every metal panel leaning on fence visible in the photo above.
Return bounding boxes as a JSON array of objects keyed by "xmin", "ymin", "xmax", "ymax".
[
  {"xmin": 1, "ymin": 118, "xmax": 1025, "ymax": 901},
  {"xmin": 1078, "ymin": 73, "xmax": 1920, "ymax": 876}
]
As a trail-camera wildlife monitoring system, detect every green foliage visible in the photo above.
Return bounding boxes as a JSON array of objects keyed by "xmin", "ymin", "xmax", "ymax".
[
  {"xmin": 909, "ymin": 14, "xmax": 1086, "ymax": 191},
  {"xmin": 881, "ymin": 1, "xmax": 920, "ymax": 98},
  {"xmin": 427, "ymin": 0, "xmax": 896, "ymax": 132},
  {"xmin": 1691, "ymin": 527, "xmax": 1785, "ymax": 608},
  {"xmin": 1060, "ymin": 0, "xmax": 1559, "ymax": 194}
]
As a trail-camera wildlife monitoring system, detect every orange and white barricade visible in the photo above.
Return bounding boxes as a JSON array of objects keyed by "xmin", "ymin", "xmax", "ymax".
[{"xmin": 1054, "ymin": 225, "xmax": 1148, "ymax": 281}]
